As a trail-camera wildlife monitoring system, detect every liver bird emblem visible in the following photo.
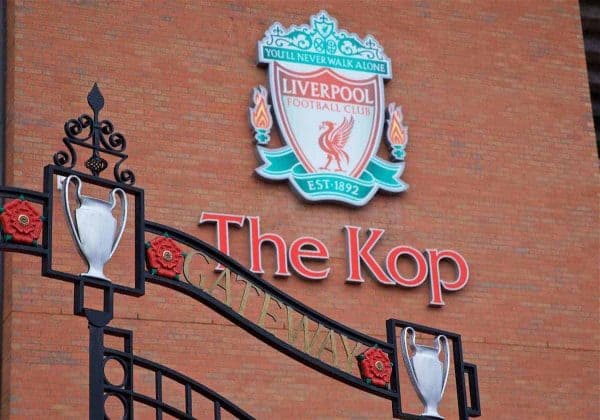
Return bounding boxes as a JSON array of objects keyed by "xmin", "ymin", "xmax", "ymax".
[{"xmin": 318, "ymin": 116, "xmax": 355, "ymax": 172}]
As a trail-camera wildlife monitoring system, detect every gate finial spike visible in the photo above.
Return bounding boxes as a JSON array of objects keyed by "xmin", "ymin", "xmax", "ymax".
[{"xmin": 87, "ymin": 83, "xmax": 104, "ymax": 113}]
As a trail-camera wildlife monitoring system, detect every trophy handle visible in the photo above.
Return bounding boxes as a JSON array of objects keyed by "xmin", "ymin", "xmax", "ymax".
[
  {"xmin": 107, "ymin": 188, "xmax": 127, "ymax": 260},
  {"xmin": 435, "ymin": 335, "xmax": 450, "ymax": 397},
  {"xmin": 401, "ymin": 327, "xmax": 421, "ymax": 395},
  {"xmin": 63, "ymin": 175, "xmax": 84, "ymax": 250}
]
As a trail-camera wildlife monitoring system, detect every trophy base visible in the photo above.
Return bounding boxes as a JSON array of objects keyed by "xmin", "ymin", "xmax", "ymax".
[
  {"xmin": 81, "ymin": 269, "xmax": 111, "ymax": 282},
  {"xmin": 421, "ymin": 410, "xmax": 444, "ymax": 419}
]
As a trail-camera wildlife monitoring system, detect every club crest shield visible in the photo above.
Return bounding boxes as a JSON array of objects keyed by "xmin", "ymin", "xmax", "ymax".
[{"xmin": 250, "ymin": 11, "xmax": 409, "ymax": 206}]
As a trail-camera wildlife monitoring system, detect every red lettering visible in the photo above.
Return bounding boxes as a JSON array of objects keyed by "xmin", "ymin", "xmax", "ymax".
[
  {"xmin": 289, "ymin": 237, "xmax": 330, "ymax": 280},
  {"xmin": 198, "ymin": 212, "xmax": 244, "ymax": 271},
  {"xmin": 198, "ymin": 213, "xmax": 471, "ymax": 306},
  {"xmin": 344, "ymin": 226, "xmax": 395, "ymax": 285},
  {"xmin": 247, "ymin": 216, "xmax": 290, "ymax": 277},
  {"xmin": 385, "ymin": 246, "xmax": 428, "ymax": 287},
  {"xmin": 426, "ymin": 249, "xmax": 470, "ymax": 306}
]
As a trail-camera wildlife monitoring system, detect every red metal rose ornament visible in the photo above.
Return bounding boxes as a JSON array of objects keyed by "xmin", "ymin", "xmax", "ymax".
[
  {"xmin": 145, "ymin": 236, "xmax": 184, "ymax": 280},
  {"xmin": 357, "ymin": 347, "xmax": 393, "ymax": 388},
  {"xmin": 0, "ymin": 198, "xmax": 43, "ymax": 245}
]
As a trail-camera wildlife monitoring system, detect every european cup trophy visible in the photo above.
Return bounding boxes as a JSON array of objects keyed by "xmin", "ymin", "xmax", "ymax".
[
  {"xmin": 62, "ymin": 175, "xmax": 127, "ymax": 281},
  {"xmin": 401, "ymin": 327, "xmax": 450, "ymax": 419}
]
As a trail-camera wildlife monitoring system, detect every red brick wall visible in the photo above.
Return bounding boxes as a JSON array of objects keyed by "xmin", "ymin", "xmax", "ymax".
[{"xmin": 3, "ymin": 0, "xmax": 599, "ymax": 418}]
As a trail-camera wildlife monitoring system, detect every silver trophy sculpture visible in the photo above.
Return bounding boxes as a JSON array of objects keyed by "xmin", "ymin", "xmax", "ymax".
[
  {"xmin": 62, "ymin": 175, "xmax": 127, "ymax": 281},
  {"xmin": 401, "ymin": 327, "xmax": 450, "ymax": 419}
]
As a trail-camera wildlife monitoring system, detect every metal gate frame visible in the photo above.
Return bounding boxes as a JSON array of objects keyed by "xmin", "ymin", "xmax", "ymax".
[{"xmin": 0, "ymin": 85, "xmax": 480, "ymax": 419}]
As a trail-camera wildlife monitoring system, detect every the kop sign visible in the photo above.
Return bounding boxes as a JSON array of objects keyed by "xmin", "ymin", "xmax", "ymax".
[{"xmin": 199, "ymin": 12, "xmax": 471, "ymax": 308}]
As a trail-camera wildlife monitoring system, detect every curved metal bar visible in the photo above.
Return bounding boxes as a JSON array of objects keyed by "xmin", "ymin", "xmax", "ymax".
[
  {"xmin": 146, "ymin": 273, "xmax": 396, "ymax": 401},
  {"xmin": 145, "ymin": 220, "xmax": 392, "ymax": 351},
  {"xmin": 105, "ymin": 349, "xmax": 255, "ymax": 419},
  {"xmin": 63, "ymin": 137, "xmax": 127, "ymax": 157},
  {"xmin": 144, "ymin": 221, "xmax": 397, "ymax": 401}
]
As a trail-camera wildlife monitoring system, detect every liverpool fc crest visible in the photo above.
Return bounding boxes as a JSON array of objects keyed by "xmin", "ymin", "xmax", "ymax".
[{"xmin": 249, "ymin": 11, "xmax": 408, "ymax": 206}]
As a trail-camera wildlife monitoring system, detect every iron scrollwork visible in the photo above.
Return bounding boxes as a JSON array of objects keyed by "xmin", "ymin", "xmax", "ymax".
[{"xmin": 53, "ymin": 83, "xmax": 135, "ymax": 185}]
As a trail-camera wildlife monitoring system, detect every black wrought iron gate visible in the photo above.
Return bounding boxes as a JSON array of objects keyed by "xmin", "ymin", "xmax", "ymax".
[{"xmin": 0, "ymin": 85, "xmax": 480, "ymax": 419}]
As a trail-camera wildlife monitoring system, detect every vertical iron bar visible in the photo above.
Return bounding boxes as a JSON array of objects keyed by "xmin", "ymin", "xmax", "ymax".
[
  {"xmin": 42, "ymin": 166, "xmax": 54, "ymax": 275},
  {"xmin": 214, "ymin": 401, "xmax": 221, "ymax": 420},
  {"xmin": 185, "ymin": 383, "xmax": 192, "ymax": 415},
  {"xmin": 386, "ymin": 320, "xmax": 402, "ymax": 418},
  {"xmin": 453, "ymin": 335, "xmax": 468, "ymax": 420},
  {"xmin": 155, "ymin": 371, "xmax": 162, "ymax": 420},
  {"xmin": 88, "ymin": 323, "xmax": 105, "ymax": 420},
  {"xmin": 464, "ymin": 362, "xmax": 481, "ymax": 417},
  {"xmin": 135, "ymin": 193, "xmax": 145, "ymax": 293}
]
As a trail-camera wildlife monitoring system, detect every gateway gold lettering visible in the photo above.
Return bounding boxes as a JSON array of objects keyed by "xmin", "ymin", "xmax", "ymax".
[
  {"xmin": 286, "ymin": 308, "xmax": 325, "ymax": 354},
  {"xmin": 208, "ymin": 269, "xmax": 233, "ymax": 307},
  {"xmin": 183, "ymin": 252, "xmax": 364, "ymax": 374},
  {"xmin": 340, "ymin": 334, "xmax": 364, "ymax": 372},
  {"xmin": 316, "ymin": 328, "xmax": 338, "ymax": 364},
  {"xmin": 258, "ymin": 293, "xmax": 283, "ymax": 328},
  {"xmin": 236, "ymin": 278, "xmax": 261, "ymax": 316}
]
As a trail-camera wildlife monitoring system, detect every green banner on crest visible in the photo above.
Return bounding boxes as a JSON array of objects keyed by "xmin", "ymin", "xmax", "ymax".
[{"xmin": 256, "ymin": 146, "xmax": 407, "ymax": 205}]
